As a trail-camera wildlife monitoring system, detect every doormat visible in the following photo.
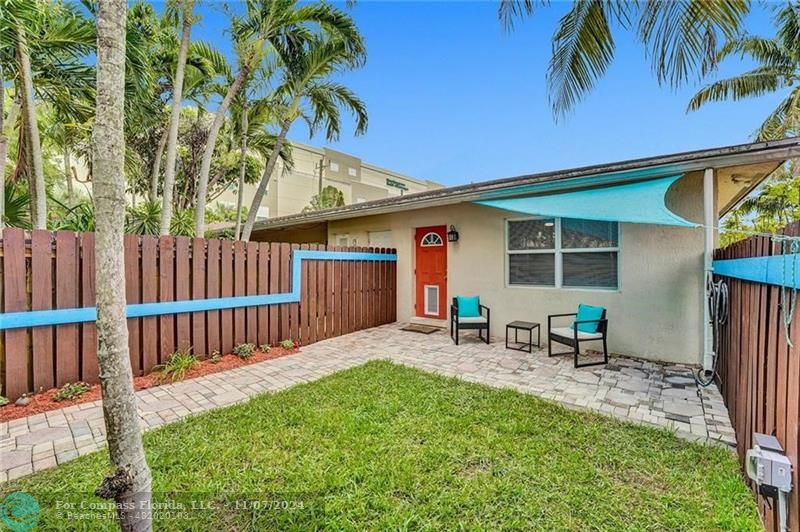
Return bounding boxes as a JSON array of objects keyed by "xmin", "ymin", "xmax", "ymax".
[{"xmin": 400, "ymin": 324, "xmax": 442, "ymax": 334}]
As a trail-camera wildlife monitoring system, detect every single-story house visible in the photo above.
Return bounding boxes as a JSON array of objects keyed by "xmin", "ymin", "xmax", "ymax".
[{"xmin": 247, "ymin": 138, "xmax": 800, "ymax": 366}]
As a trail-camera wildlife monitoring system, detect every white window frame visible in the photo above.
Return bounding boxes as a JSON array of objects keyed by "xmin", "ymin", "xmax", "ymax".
[
  {"xmin": 505, "ymin": 217, "xmax": 620, "ymax": 290},
  {"xmin": 420, "ymin": 232, "xmax": 444, "ymax": 247}
]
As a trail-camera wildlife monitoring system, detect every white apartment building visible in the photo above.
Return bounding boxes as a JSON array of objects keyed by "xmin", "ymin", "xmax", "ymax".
[{"xmin": 214, "ymin": 142, "xmax": 442, "ymax": 220}]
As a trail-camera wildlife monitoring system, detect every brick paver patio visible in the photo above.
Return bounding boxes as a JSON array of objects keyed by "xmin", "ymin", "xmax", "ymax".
[{"xmin": 0, "ymin": 323, "xmax": 735, "ymax": 483}]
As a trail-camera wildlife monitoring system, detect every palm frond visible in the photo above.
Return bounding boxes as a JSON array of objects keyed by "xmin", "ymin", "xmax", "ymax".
[
  {"xmin": 547, "ymin": 0, "xmax": 618, "ymax": 117},
  {"xmin": 717, "ymin": 35, "xmax": 793, "ymax": 69},
  {"xmin": 687, "ymin": 66, "xmax": 788, "ymax": 111},
  {"xmin": 755, "ymin": 86, "xmax": 800, "ymax": 141},
  {"xmin": 498, "ymin": 0, "xmax": 549, "ymax": 31},
  {"xmin": 2, "ymin": 180, "xmax": 31, "ymax": 228},
  {"xmin": 292, "ymin": 2, "xmax": 366, "ymax": 63},
  {"xmin": 247, "ymin": 130, "xmax": 294, "ymax": 172},
  {"xmin": 307, "ymin": 81, "xmax": 368, "ymax": 140},
  {"xmin": 188, "ymin": 40, "xmax": 231, "ymax": 78},
  {"xmin": 638, "ymin": 0, "xmax": 749, "ymax": 87},
  {"xmin": 775, "ymin": 2, "xmax": 800, "ymax": 53}
]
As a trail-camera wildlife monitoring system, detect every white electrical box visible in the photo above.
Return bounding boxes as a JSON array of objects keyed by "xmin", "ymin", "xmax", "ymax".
[{"xmin": 746, "ymin": 433, "xmax": 792, "ymax": 493}]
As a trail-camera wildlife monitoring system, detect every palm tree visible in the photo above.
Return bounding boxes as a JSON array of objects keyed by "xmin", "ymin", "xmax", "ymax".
[
  {"xmin": 44, "ymin": 114, "xmax": 82, "ymax": 205},
  {"xmin": 498, "ymin": 1, "xmax": 751, "ymax": 117},
  {"xmin": 92, "ymin": 0, "xmax": 153, "ymax": 529},
  {"xmin": 234, "ymin": 97, "xmax": 248, "ymax": 240},
  {"xmin": 1, "ymin": 0, "xmax": 92, "ymax": 226},
  {"xmin": 1, "ymin": 64, "xmax": 6, "ymax": 228},
  {"xmin": 160, "ymin": 0, "xmax": 196, "ymax": 235},
  {"xmin": 240, "ymin": 36, "xmax": 368, "ymax": 241},
  {"xmin": 688, "ymin": 2, "xmax": 800, "ymax": 140},
  {"xmin": 12, "ymin": 1, "xmax": 46, "ymax": 228},
  {"xmin": 109, "ymin": 2, "xmax": 228, "ymax": 204},
  {"xmin": 230, "ymin": 57, "xmax": 280, "ymax": 240},
  {"xmin": 0, "ymin": 0, "xmax": 95, "ymax": 227},
  {"xmin": 193, "ymin": 0, "xmax": 365, "ymax": 236},
  {"xmin": 143, "ymin": 39, "xmax": 229, "ymax": 202},
  {"xmin": 165, "ymin": 102, "xmax": 293, "ymax": 215}
]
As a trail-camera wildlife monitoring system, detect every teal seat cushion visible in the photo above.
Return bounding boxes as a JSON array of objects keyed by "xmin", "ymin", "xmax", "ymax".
[
  {"xmin": 574, "ymin": 304, "xmax": 604, "ymax": 333},
  {"xmin": 457, "ymin": 296, "xmax": 481, "ymax": 318}
]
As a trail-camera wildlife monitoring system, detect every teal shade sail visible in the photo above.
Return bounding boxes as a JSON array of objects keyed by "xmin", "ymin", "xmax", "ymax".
[{"xmin": 475, "ymin": 175, "xmax": 698, "ymax": 227}]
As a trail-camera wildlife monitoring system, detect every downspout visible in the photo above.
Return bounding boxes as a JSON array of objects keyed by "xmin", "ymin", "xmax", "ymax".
[{"xmin": 703, "ymin": 168, "xmax": 715, "ymax": 372}]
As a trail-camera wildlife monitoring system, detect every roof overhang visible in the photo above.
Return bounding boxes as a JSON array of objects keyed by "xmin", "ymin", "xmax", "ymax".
[{"xmin": 247, "ymin": 138, "xmax": 800, "ymax": 233}]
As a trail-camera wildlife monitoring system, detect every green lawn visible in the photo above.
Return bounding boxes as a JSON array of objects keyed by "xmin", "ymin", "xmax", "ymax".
[{"xmin": 3, "ymin": 361, "xmax": 759, "ymax": 530}]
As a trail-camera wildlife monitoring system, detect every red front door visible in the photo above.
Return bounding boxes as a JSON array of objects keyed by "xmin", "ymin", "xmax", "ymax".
[{"xmin": 415, "ymin": 225, "xmax": 447, "ymax": 319}]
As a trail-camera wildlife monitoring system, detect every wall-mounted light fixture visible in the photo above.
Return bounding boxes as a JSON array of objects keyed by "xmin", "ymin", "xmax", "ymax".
[{"xmin": 447, "ymin": 225, "xmax": 459, "ymax": 242}]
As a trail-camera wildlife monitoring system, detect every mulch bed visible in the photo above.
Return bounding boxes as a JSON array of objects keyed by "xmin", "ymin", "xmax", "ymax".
[{"xmin": 0, "ymin": 346, "xmax": 300, "ymax": 423}]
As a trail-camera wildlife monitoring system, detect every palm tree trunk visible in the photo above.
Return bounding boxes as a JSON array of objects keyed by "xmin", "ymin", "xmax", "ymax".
[
  {"xmin": 64, "ymin": 146, "xmax": 74, "ymax": 205},
  {"xmin": 234, "ymin": 102, "xmax": 248, "ymax": 240},
  {"xmin": 0, "ymin": 64, "xmax": 6, "ymax": 229},
  {"xmin": 160, "ymin": 2, "xmax": 193, "ymax": 235},
  {"xmin": 3, "ymin": 96, "xmax": 20, "ymax": 139},
  {"xmin": 148, "ymin": 127, "xmax": 168, "ymax": 202},
  {"xmin": 93, "ymin": 2, "xmax": 153, "ymax": 530},
  {"xmin": 193, "ymin": 64, "xmax": 250, "ymax": 237},
  {"xmin": 17, "ymin": 24, "xmax": 46, "ymax": 229},
  {"xmin": 240, "ymin": 119, "xmax": 290, "ymax": 241},
  {"xmin": 2, "ymin": 95, "xmax": 20, "ymax": 225}
]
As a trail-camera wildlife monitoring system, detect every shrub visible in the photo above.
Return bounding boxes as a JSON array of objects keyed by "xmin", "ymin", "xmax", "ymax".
[
  {"xmin": 52, "ymin": 382, "xmax": 91, "ymax": 402},
  {"xmin": 158, "ymin": 350, "xmax": 199, "ymax": 382},
  {"xmin": 169, "ymin": 209, "xmax": 195, "ymax": 237},
  {"xmin": 233, "ymin": 343, "xmax": 256, "ymax": 359},
  {"xmin": 279, "ymin": 339, "xmax": 296, "ymax": 350},
  {"xmin": 259, "ymin": 344, "xmax": 271, "ymax": 353},
  {"xmin": 0, "ymin": 395, "xmax": 8, "ymax": 407},
  {"xmin": 210, "ymin": 350, "xmax": 222, "ymax": 364},
  {"xmin": 125, "ymin": 200, "xmax": 161, "ymax": 235}
]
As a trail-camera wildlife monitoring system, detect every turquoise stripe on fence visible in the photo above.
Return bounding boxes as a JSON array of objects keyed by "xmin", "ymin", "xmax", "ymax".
[
  {"xmin": 713, "ymin": 253, "xmax": 800, "ymax": 288},
  {"xmin": 0, "ymin": 249, "xmax": 397, "ymax": 331}
]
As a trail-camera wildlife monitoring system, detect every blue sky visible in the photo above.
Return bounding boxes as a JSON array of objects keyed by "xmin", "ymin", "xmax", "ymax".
[{"xmin": 193, "ymin": 1, "xmax": 784, "ymax": 187}]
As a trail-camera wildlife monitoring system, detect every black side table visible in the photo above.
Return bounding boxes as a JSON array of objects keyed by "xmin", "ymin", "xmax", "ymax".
[{"xmin": 505, "ymin": 321, "xmax": 541, "ymax": 353}]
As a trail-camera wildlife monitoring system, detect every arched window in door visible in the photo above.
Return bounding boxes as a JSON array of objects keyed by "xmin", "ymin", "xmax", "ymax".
[{"xmin": 420, "ymin": 232, "xmax": 444, "ymax": 247}]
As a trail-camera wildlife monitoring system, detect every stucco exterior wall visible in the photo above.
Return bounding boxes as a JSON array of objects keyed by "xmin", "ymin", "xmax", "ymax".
[{"xmin": 327, "ymin": 174, "xmax": 709, "ymax": 365}]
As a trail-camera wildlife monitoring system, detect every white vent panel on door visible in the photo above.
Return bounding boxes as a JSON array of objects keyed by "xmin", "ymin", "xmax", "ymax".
[{"xmin": 424, "ymin": 285, "xmax": 439, "ymax": 316}]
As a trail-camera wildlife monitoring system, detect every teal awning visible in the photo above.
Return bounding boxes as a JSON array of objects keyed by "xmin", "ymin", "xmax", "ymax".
[{"xmin": 475, "ymin": 175, "xmax": 698, "ymax": 227}]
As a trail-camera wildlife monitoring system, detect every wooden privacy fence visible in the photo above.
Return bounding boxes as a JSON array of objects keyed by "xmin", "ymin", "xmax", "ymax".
[
  {"xmin": 713, "ymin": 221, "xmax": 800, "ymax": 531},
  {"xmin": 0, "ymin": 228, "xmax": 397, "ymax": 400}
]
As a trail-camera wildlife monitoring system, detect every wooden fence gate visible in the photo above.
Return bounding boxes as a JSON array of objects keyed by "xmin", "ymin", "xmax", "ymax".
[
  {"xmin": 0, "ymin": 228, "xmax": 397, "ymax": 400},
  {"xmin": 714, "ymin": 221, "xmax": 800, "ymax": 531}
]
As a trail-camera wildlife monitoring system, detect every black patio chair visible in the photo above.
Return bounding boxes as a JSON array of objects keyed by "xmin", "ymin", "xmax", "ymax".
[
  {"xmin": 450, "ymin": 297, "xmax": 490, "ymax": 345},
  {"xmin": 548, "ymin": 305, "xmax": 608, "ymax": 368}
]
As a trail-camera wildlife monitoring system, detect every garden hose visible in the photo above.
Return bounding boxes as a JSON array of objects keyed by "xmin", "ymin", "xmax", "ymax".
[{"xmin": 696, "ymin": 275, "xmax": 728, "ymax": 387}]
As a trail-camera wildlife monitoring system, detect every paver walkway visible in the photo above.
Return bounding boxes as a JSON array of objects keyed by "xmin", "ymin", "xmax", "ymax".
[{"xmin": 1, "ymin": 323, "xmax": 735, "ymax": 483}]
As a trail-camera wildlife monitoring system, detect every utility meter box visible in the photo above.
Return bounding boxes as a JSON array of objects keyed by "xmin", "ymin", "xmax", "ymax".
[{"xmin": 746, "ymin": 433, "xmax": 792, "ymax": 493}]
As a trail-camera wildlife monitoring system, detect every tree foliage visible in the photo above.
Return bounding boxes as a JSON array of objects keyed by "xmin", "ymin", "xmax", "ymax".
[
  {"xmin": 499, "ymin": 0, "xmax": 751, "ymax": 118},
  {"xmin": 689, "ymin": 2, "xmax": 800, "ymax": 140},
  {"xmin": 721, "ymin": 161, "xmax": 800, "ymax": 246},
  {"xmin": 303, "ymin": 184, "xmax": 345, "ymax": 212},
  {"xmin": 0, "ymin": 0, "xmax": 364, "ymax": 236}
]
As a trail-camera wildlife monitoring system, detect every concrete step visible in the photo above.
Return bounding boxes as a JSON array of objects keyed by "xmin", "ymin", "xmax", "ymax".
[{"xmin": 409, "ymin": 316, "xmax": 447, "ymax": 329}]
